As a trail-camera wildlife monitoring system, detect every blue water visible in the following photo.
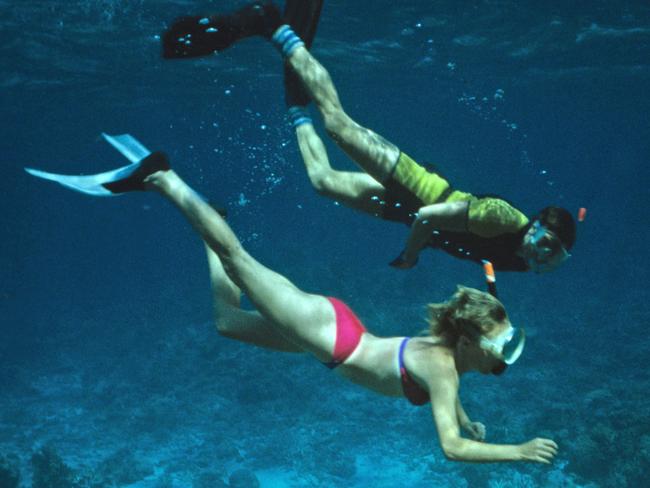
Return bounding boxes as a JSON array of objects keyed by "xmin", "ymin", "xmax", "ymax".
[{"xmin": 2, "ymin": 1, "xmax": 649, "ymax": 486}]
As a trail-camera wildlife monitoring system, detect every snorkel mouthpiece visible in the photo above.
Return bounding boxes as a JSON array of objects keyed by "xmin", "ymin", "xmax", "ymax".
[{"xmin": 492, "ymin": 361, "xmax": 507, "ymax": 376}]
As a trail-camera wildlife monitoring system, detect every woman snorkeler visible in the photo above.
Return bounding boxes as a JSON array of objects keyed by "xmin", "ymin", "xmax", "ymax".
[{"xmin": 26, "ymin": 136, "xmax": 557, "ymax": 464}]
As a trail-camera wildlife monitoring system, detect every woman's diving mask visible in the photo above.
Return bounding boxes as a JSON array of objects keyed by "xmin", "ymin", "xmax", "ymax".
[{"xmin": 480, "ymin": 326, "xmax": 526, "ymax": 376}]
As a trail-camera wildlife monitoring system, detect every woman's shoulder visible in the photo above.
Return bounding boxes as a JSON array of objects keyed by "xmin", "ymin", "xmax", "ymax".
[{"xmin": 407, "ymin": 337, "xmax": 457, "ymax": 382}]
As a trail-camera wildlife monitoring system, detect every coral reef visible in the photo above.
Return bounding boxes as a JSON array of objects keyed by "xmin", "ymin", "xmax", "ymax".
[
  {"xmin": 31, "ymin": 446, "xmax": 74, "ymax": 488},
  {"xmin": 0, "ymin": 454, "xmax": 20, "ymax": 488}
]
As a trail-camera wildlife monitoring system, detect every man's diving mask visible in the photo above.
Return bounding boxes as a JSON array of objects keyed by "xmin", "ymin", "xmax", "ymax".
[
  {"xmin": 479, "ymin": 326, "xmax": 526, "ymax": 375},
  {"xmin": 524, "ymin": 221, "xmax": 570, "ymax": 273}
]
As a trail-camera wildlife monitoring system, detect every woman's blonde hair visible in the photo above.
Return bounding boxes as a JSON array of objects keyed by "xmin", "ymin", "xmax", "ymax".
[{"xmin": 427, "ymin": 286, "xmax": 507, "ymax": 346}]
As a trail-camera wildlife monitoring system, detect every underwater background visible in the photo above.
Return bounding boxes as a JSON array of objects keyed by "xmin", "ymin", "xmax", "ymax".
[{"xmin": 1, "ymin": 0, "xmax": 649, "ymax": 486}]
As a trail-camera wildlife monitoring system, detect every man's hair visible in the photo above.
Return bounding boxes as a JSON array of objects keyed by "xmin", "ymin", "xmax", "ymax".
[{"xmin": 537, "ymin": 206, "xmax": 576, "ymax": 250}]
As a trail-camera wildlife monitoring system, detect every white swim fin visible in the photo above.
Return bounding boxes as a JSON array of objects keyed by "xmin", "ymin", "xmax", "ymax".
[{"xmin": 24, "ymin": 133, "xmax": 167, "ymax": 196}]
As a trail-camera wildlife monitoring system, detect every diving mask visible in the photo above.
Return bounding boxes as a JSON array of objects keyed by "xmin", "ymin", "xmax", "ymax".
[
  {"xmin": 479, "ymin": 326, "xmax": 526, "ymax": 366},
  {"xmin": 524, "ymin": 221, "xmax": 570, "ymax": 273}
]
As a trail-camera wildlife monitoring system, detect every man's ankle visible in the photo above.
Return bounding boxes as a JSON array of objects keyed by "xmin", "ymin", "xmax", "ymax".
[{"xmin": 271, "ymin": 25, "xmax": 305, "ymax": 58}]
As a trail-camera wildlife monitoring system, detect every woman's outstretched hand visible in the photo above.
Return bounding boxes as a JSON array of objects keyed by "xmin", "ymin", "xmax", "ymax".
[{"xmin": 519, "ymin": 438, "xmax": 558, "ymax": 464}]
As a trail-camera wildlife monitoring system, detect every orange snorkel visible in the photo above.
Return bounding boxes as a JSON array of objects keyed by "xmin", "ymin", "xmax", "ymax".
[
  {"xmin": 482, "ymin": 260, "xmax": 498, "ymax": 298},
  {"xmin": 578, "ymin": 207, "xmax": 587, "ymax": 222}
]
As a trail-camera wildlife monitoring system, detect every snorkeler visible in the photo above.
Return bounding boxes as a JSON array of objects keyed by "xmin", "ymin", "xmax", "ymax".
[
  {"xmin": 25, "ymin": 134, "xmax": 557, "ymax": 464},
  {"xmin": 162, "ymin": 1, "xmax": 577, "ymax": 273}
]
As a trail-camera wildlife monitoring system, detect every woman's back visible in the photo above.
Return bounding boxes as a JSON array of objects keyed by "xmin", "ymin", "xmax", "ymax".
[{"xmin": 338, "ymin": 333, "xmax": 448, "ymax": 400}]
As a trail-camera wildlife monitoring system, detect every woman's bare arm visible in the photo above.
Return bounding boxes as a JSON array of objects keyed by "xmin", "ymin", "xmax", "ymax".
[
  {"xmin": 455, "ymin": 396, "xmax": 471, "ymax": 426},
  {"xmin": 427, "ymin": 363, "xmax": 558, "ymax": 463},
  {"xmin": 455, "ymin": 397, "xmax": 485, "ymax": 441}
]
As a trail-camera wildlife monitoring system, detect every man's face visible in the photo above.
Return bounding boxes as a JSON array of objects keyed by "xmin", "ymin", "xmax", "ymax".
[{"xmin": 521, "ymin": 221, "xmax": 570, "ymax": 273}]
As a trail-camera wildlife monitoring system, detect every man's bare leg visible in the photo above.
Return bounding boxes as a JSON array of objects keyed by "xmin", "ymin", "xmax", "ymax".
[
  {"xmin": 286, "ymin": 46, "xmax": 401, "ymax": 183},
  {"xmin": 295, "ymin": 122, "xmax": 387, "ymax": 216}
]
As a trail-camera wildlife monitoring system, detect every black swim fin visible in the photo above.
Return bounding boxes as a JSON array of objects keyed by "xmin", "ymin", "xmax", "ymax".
[
  {"xmin": 283, "ymin": 0, "xmax": 324, "ymax": 107},
  {"xmin": 102, "ymin": 152, "xmax": 170, "ymax": 193},
  {"xmin": 162, "ymin": 2, "xmax": 283, "ymax": 59},
  {"xmin": 284, "ymin": 0, "xmax": 324, "ymax": 39}
]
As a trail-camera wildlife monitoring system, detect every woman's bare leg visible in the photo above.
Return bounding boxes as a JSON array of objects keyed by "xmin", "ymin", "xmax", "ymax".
[
  {"xmin": 146, "ymin": 169, "xmax": 337, "ymax": 361},
  {"xmin": 295, "ymin": 122, "xmax": 387, "ymax": 217},
  {"xmin": 203, "ymin": 242, "xmax": 301, "ymax": 352},
  {"xmin": 287, "ymin": 46, "xmax": 401, "ymax": 183}
]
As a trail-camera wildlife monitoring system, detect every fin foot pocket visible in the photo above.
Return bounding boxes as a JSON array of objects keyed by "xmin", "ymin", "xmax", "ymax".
[
  {"xmin": 102, "ymin": 152, "xmax": 170, "ymax": 193},
  {"xmin": 282, "ymin": 0, "xmax": 324, "ymax": 106}
]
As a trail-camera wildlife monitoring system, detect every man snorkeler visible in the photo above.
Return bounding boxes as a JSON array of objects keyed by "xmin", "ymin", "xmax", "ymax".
[{"xmin": 161, "ymin": 1, "xmax": 576, "ymax": 273}]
